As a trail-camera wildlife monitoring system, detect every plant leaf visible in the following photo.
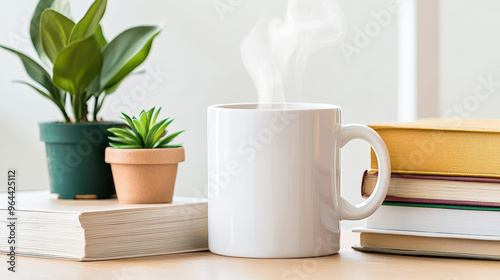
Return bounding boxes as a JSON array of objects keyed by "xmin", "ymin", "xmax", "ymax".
[
  {"xmin": 109, "ymin": 136, "xmax": 137, "ymax": 145},
  {"xmin": 89, "ymin": 66, "xmax": 145, "ymax": 95},
  {"xmin": 120, "ymin": 113, "xmax": 136, "ymax": 130},
  {"xmin": 132, "ymin": 118, "xmax": 146, "ymax": 137},
  {"xmin": 40, "ymin": 9, "xmax": 75, "ymax": 62},
  {"xmin": 156, "ymin": 130, "xmax": 184, "ymax": 148},
  {"xmin": 52, "ymin": 35, "xmax": 103, "ymax": 96},
  {"xmin": 12, "ymin": 80, "xmax": 52, "ymax": 101},
  {"xmin": 144, "ymin": 119, "xmax": 168, "ymax": 148},
  {"xmin": 159, "ymin": 144, "xmax": 183, "ymax": 148},
  {"xmin": 98, "ymin": 25, "xmax": 163, "ymax": 92},
  {"xmin": 146, "ymin": 107, "xmax": 155, "ymax": 128},
  {"xmin": 164, "ymin": 118, "xmax": 174, "ymax": 127},
  {"xmin": 104, "ymin": 70, "xmax": 146, "ymax": 94},
  {"xmin": 139, "ymin": 110, "xmax": 149, "ymax": 132},
  {"xmin": 108, "ymin": 127, "xmax": 140, "ymax": 142},
  {"xmin": 120, "ymin": 113, "xmax": 144, "ymax": 146},
  {"xmin": 164, "ymin": 130, "xmax": 184, "ymax": 143},
  {"xmin": 150, "ymin": 119, "xmax": 172, "ymax": 147},
  {"xmin": 109, "ymin": 143, "xmax": 142, "ymax": 149},
  {"xmin": 151, "ymin": 107, "xmax": 161, "ymax": 124},
  {"xmin": 12, "ymin": 80, "xmax": 69, "ymax": 121},
  {"xmin": 69, "ymin": 0, "xmax": 107, "ymax": 42},
  {"xmin": 102, "ymin": 76, "xmax": 122, "ymax": 94},
  {"xmin": 0, "ymin": 45, "xmax": 60, "ymax": 97},
  {"xmin": 94, "ymin": 25, "xmax": 107, "ymax": 49},
  {"xmin": 30, "ymin": 0, "xmax": 71, "ymax": 65}
]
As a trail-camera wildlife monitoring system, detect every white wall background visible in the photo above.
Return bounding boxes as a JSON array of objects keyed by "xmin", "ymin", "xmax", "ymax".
[
  {"xmin": 0, "ymin": 0, "xmax": 398, "ymax": 227},
  {"xmin": 440, "ymin": 0, "xmax": 500, "ymax": 118}
]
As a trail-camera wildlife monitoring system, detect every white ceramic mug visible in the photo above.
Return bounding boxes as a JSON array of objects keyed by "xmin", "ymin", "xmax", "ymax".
[{"xmin": 207, "ymin": 103, "xmax": 390, "ymax": 258}]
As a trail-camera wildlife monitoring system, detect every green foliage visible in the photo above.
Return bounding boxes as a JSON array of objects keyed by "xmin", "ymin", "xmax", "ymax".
[
  {"xmin": 40, "ymin": 9, "xmax": 75, "ymax": 62},
  {"xmin": 97, "ymin": 25, "xmax": 163, "ymax": 94},
  {"xmin": 52, "ymin": 35, "xmax": 103, "ymax": 95},
  {"xmin": 68, "ymin": 0, "xmax": 106, "ymax": 43},
  {"xmin": 0, "ymin": 0, "xmax": 163, "ymax": 123},
  {"xmin": 30, "ymin": 0, "xmax": 71, "ymax": 66},
  {"xmin": 108, "ymin": 108, "xmax": 184, "ymax": 149}
]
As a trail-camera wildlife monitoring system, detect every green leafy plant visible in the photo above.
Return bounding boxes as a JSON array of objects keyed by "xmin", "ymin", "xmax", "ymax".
[
  {"xmin": 108, "ymin": 108, "xmax": 184, "ymax": 149},
  {"xmin": 0, "ymin": 0, "xmax": 162, "ymax": 122}
]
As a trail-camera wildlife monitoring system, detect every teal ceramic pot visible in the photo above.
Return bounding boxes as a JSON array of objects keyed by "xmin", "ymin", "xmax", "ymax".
[{"xmin": 39, "ymin": 122, "xmax": 124, "ymax": 199}]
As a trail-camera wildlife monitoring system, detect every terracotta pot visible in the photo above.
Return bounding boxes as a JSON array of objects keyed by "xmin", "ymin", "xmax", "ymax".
[{"xmin": 105, "ymin": 147, "xmax": 185, "ymax": 204}]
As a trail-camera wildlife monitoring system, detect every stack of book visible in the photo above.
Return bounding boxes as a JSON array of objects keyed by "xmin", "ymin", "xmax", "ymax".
[
  {"xmin": 353, "ymin": 118, "xmax": 500, "ymax": 260},
  {"xmin": 0, "ymin": 190, "xmax": 208, "ymax": 261}
]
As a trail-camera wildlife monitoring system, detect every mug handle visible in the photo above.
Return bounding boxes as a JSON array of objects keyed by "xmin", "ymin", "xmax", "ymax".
[{"xmin": 338, "ymin": 124, "xmax": 391, "ymax": 220}]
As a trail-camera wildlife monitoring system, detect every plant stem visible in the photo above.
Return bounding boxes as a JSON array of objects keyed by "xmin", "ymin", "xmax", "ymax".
[
  {"xmin": 71, "ymin": 94, "xmax": 88, "ymax": 122},
  {"xmin": 59, "ymin": 105, "xmax": 71, "ymax": 123},
  {"xmin": 58, "ymin": 92, "xmax": 71, "ymax": 123},
  {"xmin": 72, "ymin": 95, "xmax": 80, "ymax": 123},
  {"xmin": 93, "ymin": 95, "xmax": 99, "ymax": 122},
  {"xmin": 81, "ymin": 94, "xmax": 88, "ymax": 122}
]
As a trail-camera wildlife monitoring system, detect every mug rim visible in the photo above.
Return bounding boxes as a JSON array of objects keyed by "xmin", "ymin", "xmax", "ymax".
[{"xmin": 208, "ymin": 102, "xmax": 340, "ymax": 111}]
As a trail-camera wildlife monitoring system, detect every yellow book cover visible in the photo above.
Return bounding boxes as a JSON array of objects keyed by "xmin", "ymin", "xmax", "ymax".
[{"xmin": 369, "ymin": 118, "xmax": 500, "ymax": 177}]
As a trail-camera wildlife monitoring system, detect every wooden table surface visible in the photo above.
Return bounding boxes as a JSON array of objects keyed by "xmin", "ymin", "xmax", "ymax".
[{"xmin": 3, "ymin": 231, "xmax": 500, "ymax": 280}]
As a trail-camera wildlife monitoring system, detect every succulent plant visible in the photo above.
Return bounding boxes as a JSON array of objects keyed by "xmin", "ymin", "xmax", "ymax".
[
  {"xmin": 0, "ymin": 0, "xmax": 163, "ymax": 122},
  {"xmin": 108, "ymin": 108, "xmax": 184, "ymax": 149}
]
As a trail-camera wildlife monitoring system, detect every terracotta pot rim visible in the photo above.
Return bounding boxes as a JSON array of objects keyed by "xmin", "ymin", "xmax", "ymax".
[
  {"xmin": 106, "ymin": 147, "xmax": 184, "ymax": 151},
  {"xmin": 105, "ymin": 147, "xmax": 185, "ymax": 165}
]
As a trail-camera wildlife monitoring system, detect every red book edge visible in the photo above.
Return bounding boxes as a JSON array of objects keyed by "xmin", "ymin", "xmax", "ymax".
[{"xmin": 361, "ymin": 170, "xmax": 500, "ymax": 208}]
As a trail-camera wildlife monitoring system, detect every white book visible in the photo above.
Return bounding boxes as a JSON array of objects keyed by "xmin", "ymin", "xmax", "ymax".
[
  {"xmin": 0, "ymin": 190, "xmax": 208, "ymax": 261},
  {"xmin": 366, "ymin": 205, "xmax": 500, "ymax": 236}
]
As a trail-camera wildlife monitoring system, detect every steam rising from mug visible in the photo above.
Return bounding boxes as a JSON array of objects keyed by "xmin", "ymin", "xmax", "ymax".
[{"xmin": 241, "ymin": 0, "xmax": 346, "ymax": 105}]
